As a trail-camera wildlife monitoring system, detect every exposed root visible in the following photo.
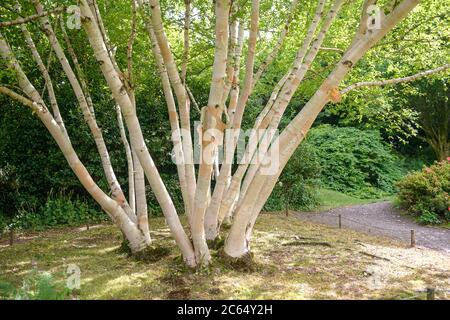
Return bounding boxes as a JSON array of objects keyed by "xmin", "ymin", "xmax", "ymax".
[
  {"xmin": 166, "ymin": 288, "xmax": 191, "ymax": 299},
  {"xmin": 360, "ymin": 251, "xmax": 392, "ymax": 262},
  {"xmin": 283, "ymin": 241, "xmax": 333, "ymax": 247}
]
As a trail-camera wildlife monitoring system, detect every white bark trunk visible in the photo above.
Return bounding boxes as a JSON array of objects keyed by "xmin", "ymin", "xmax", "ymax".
[
  {"xmin": 32, "ymin": 0, "xmax": 137, "ymax": 222},
  {"xmin": 0, "ymin": 33, "xmax": 146, "ymax": 253},
  {"xmin": 79, "ymin": 1, "xmax": 196, "ymax": 267},
  {"xmin": 147, "ymin": 0, "xmax": 197, "ymax": 217},
  {"xmin": 139, "ymin": 11, "xmax": 192, "ymax": 224},
  {"xmin": 219, "ymin": 0, "xmax": 326, "ymax": 226},
  {"xmin": 192, "ymin": 0, "xmax": 231, "ymax": 264},
  {"xmin": 133, "ymin": 147, "xmax": 151, "ymax": 245},
  {"xmin": 116, "ymin": 105, "xmax": 136, "ymax": 214},
  {"xmin": 204, "ymin": 0, "xmax": 259, "ymax": 241}
]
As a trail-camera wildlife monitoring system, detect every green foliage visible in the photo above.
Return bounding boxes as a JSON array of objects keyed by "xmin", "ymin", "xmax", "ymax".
[
  {"xmin": 0, "ymin": 270, "xmax": 71, "ymax": 300},
  {"xmin": 320, "ymin": 0, "xmax": 449, "ymax": 156},
  {"xmin": 306, "ymin": 125, "xmax": 404, "ymax": 198},
  {"xmin": 0, "ymin": 214, "xmax": 8, "ymax": 236},
  {"xmin": 146, "ymin": 173, "xmax": 184, "ymax": 216},
  {"xmin": 417, "ymin": 210, "xmax": 443, "ymax": 225},
  {"xmin": 11, "ymin": 192, "xmax": 107, "ymax": 231},
  {"xmin": 264, "ymin": 143, "xmax": 321, "ymax": 211},
  {"xmin": 0, "ymin": 165, "xmax": 19, "ymax": 220},
  {"xmin": 399, "ymin": 77, "xmax": 449, "ymax": 161},
  {"xmin": 396, "ymin": 159, "xmax": 450, "ymax": 224}
]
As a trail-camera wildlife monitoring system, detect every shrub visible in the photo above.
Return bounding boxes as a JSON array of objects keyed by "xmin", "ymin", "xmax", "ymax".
[
  {"xmin": 396, "ymin": 159, "xmax": 450, "ymax": 224},
  {"xmin": 264, "ymin": 143, "xmax": 321, "ymax": 211},
  {"xmin": 0, "ymin": 214, "xmax": 8, "ymax": 237},
  {"xmin": 0, "ymin": 165, "xmax": 19, "ymax": 221},
  {"xmin": 146, "ymin": 173, "xmax": 184, "ymax": 216},
  {"xmin": 11, "ymin": 192, "xmax": 108, "ymax": 231},
  {"xmin": 305, "ymin": 125, "xmax": 404, "ymax": 198}
]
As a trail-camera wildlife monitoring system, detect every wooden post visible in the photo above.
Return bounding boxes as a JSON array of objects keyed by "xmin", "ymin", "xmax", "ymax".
[
  {"xmin": 9, "ymin": 230, "xmax": 14, "ymax": 246},
  {"xmin": 426, "ymin": 288, "xmax": 435, "ymax": 300},
  {"xmin": 410, "ymin": 230, "xmax": 415, "ymax": 248},
  {"xmin": 338, "ymin": 214, "xmax": 341, "ymax": 229}
]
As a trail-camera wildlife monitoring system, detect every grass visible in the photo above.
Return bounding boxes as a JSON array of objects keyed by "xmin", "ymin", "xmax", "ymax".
[
  {"xmin": 1, "ymin": 213, "xmax": 449, "ymax": 300},
  {"xmin": 315, "ymin": 189, "xmax": 395, "ymax": 211}
]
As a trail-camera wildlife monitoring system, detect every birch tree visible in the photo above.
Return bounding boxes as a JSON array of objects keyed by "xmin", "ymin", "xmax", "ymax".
[{"xmin": 1, "ymin": 0, "xmax": 447, "ymax": 267}]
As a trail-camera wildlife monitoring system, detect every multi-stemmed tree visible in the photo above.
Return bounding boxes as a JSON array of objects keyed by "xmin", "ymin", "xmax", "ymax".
[{"xmin": 1, "ymin": 0, "xmax": 447, "ymax": 267}]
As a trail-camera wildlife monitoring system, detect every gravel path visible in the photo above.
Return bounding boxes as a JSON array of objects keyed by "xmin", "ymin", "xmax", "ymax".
[{"xmin": 294, "ymin": 202, "xmax": 450, "ymax": 254}]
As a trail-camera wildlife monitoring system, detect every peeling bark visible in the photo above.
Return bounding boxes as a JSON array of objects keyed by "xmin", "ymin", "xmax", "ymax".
[
  {"xmin": 224, "ymin": 0, "xmax": 420, "ymax": 258},
  {"xmin": 79, "ymin": 0, "xmax": 196, "ymax": 267}
]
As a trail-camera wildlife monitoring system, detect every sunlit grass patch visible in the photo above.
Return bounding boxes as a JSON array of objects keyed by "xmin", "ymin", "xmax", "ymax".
[
  {"xmin": 0, "ymin": 213, "xmax": 448, "ymax": 300},
  {"xmin": 315, "ymin": 188, "xmax": 395, "ymax": 211}
]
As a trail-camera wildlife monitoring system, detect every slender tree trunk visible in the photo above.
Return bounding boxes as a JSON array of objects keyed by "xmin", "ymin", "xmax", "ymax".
[
  {"xmin": 0, "ymin": 34, "xmax": 146, "ymax": 253},
  {"xmin": 32, "ymin": 0, "xmax": 137, "ymax": 222},
  {"xmin": 133, "ymin": 147, "xmax": 151, "ymax": 245},
  {"xmin": 116, "ymin": 105, "xmax": 136, "ymax": 214},
  {"xmin": 191, "ymin": 0, "xmax": 231, "ymax": 264},
  {"xmin": 218, "ymin": 0, "xmax": 326, "ymax": 229},
  {"xmin": 147, "ymin": 0, "xmax": 197, "ymax": 216},
  {"xmin": 204, "ymin": 0, "xmax": 259, "ymax": 241},
  {"xmin": 139, "ymin": 9, "xmax": 192, "ymax": 223},
  {"xmin": 17, "ymin": 10, "xmax": 66, "ymax": 136},
  {"xmin": 79, "ymin": 1, "xmax": 196, "ymax": 267}
]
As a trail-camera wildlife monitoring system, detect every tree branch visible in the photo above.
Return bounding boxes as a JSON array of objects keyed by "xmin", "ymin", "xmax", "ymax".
[
  {"xmin": 252, "ymin": 0, "xmax": 299, "ymax": 87},
  {"xmin": 319, "ymin": 46, "xmax": 344, "ymax": 53},
  {"xmin": 181, "ymin": 0, "xmax": 190, "ymax": 85},
  {"xmin": 0, "ymin": 6, "xmax": 66, "ymax": 27},
  {"xmin": 0, "ymin": 86, "xmax": 38, "ymax": 110},
  {"xmin": 341, "ymin": 64, "xmax": 450, "ymax": 95}
]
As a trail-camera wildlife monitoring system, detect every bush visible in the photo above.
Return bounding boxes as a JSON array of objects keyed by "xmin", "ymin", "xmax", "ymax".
[
  {"xmin": 0, "ymin": 165, "xmax": 19, "ymax": 221},
  {"xmin": 11, "ymin": 192, "xmax": 108, "ymax": 231},
  {"xmin": 0, "ymin": 214, "xmax": 8, "ymax": 237},
  {"xmin": 264, "ymin": 143, "xmax": 321, "ymax": 211},
  {"xmin": 396, "ymin": 159, "xmax": 450, "ymax": 224},
  {"xmin": 146, "ymin": 173, "xmax": 184, "ymax": 216},
  {"xmin": 305, "ymin": 125, "xmax": 404, "ymax": 198}
]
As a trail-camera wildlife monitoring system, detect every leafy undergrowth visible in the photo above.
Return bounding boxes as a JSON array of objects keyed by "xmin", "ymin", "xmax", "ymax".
[{"xmin": 0, "ymin": 213, "xmax": 449, "ymax": 300}]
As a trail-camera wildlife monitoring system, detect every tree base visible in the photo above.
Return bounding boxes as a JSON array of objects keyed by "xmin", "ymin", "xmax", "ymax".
[
  {"xmin": 117, "ymin": 239, "xmax": 171, "ymax": 263},
  {"xmin": 133, "ymin": 245, "xmax": 172, "ymax": 263},
  {"xmin": 117, "ymin": 239, "xmax": 132, "ymax": 255},
  {"xmin": 217, "ymin": 249, "xmax": 257, "ymax": 272},
  {"xmin": 207, "ymin": 237, "xmax": 225, "ymax": 250}
]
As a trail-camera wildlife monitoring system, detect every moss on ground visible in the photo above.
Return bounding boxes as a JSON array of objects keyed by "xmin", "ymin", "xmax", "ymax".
[{"xmin": 0, "ymin": 213, "xmax": 449, "ymax": 300}]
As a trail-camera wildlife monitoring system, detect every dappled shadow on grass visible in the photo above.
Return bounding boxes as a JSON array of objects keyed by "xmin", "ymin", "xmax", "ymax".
[{"xmin": 1, "ymin": 214, "xmax": 449, "ymax": 299}]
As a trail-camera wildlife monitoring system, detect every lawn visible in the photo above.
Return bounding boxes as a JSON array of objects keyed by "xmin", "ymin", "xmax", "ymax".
[
  {"xmin": 1, "ymin": 212, "xmax": 449, "ymax": 300},
  {"xmin": 315, "ymin": 189, "xmax": 395, "ymax": 211}
]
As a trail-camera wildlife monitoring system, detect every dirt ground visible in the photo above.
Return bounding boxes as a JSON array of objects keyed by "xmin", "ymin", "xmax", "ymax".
[{"xmin": 1, "ymin": 213, "xmax": 449, "ymax": 300}]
